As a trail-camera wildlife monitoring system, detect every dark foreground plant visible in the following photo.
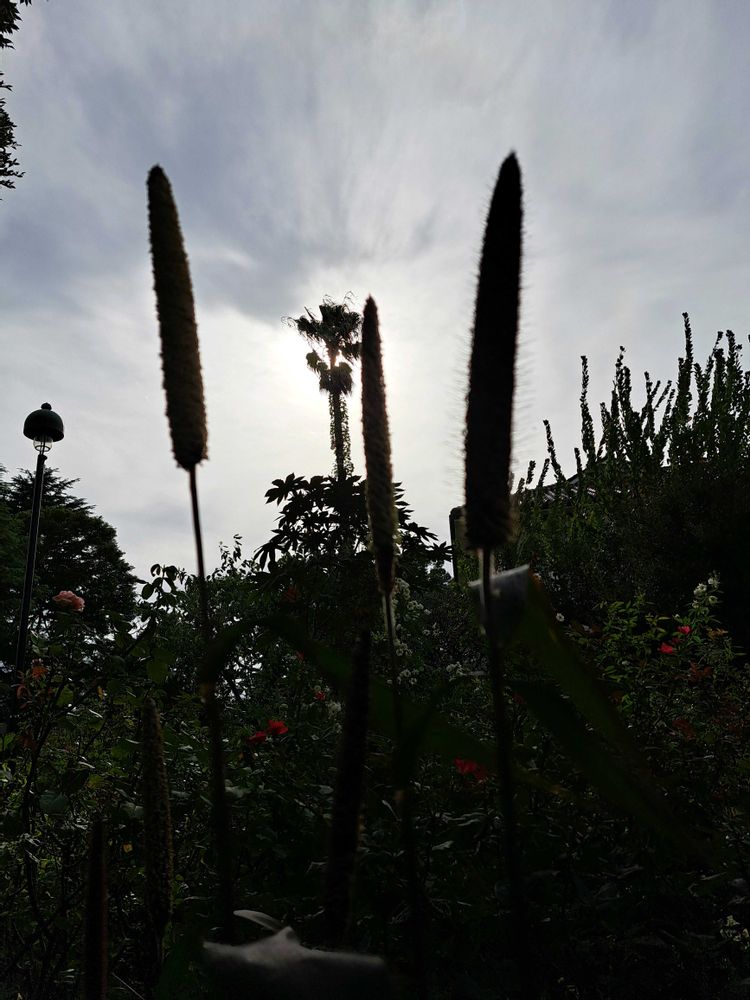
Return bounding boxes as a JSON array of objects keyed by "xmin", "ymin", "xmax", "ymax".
[
  {"xmin": 83, "ymin": 818, "xmax": 107, "ymax": 1000},
  {"xmin": 141, "ymin": 697, "xmax": 174, "ymax": 974},
  {"xmin": 464, "ymin": 151, "xmax": 531, "ymax": 995},
  {"xmin": 147, "ymin": 164, "xmax": 233, "ymax": 941},
  {"xmin": 361, "ymin": 296, "xmax": 428, "ymax": 997}
]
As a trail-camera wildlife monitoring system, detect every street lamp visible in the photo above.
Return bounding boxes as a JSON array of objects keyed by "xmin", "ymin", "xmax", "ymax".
[{"xmin": 14, "ymin": 403, "xmax": 64, "ymax": 676}]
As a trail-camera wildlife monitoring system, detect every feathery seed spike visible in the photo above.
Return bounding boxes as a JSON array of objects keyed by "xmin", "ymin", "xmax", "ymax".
[
  {"xmin": 361, "ymin": 297, "xmax": 397, "ymax": 594},
  {"xmin": 148, "ymin": 165, "xmax": 208, "ymax": 470},
  {"xmin": 465, "ymin": 152, "xmax": 523, "ymax": 550}
]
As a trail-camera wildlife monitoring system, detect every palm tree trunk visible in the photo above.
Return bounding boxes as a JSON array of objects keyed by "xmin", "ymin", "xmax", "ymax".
[{"xmin": 331, "ymin": 388, "xmax": 347, "ymax": 482}]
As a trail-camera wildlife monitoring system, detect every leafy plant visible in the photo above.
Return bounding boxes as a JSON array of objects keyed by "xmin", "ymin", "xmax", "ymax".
[{"xmin": 507, "ymin": 315, "xmax": 750, "ymax": 649}]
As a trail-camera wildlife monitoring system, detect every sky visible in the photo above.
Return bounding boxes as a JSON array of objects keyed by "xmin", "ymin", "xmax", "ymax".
[{"xmin": 2, "ymin": 0, "xmax": 749, "ymax": 583}]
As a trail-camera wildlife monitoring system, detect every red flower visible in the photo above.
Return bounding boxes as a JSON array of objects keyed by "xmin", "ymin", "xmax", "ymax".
[
  {"xmin": 52, "ymin": 590, "xmax": 85, "ymax": 612},
  {"xmin": 282, "ymin": 585, "xmax": 300, "ymax": 604},
  {"xmin": 313, "ymin": 690, "xmax": 326, "ymax": 701},
  {"xmin": 30, "ymin": 660, "xmax": 47, "ymax": 681},
  {"xmin": 246, "ymin": 731, "xmax": 267, "ymax": 746},
  {"xmin": 454, "ymin": 758, "xmax": 488, "ymax": 781},
  {"xmin": 267, "ymin": 719, "xmax": 289, "ymax": 737},
  {"xmin": 512, "ymin": 692, "xmax": 526, "ymax": 705},
  {"xmin": 677, "ymin": 625, "xmax": 692, "ymax": 635},
  {"xmin": 295, "ymin": 651, "xmax": 305, "ymax": 662},
  {"xmin": 659, "ymin": 642, "xmax": 676, "ymax": 655}
]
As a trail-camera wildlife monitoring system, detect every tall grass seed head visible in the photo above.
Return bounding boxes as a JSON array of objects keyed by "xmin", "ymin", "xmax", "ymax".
[
  {"xmin": 148, "ymin": 165, "xmax": 208, "ymax": 471},
  {"xmin": 361, "ymin": 296, "xmax": 398, "ymax": 594},
  {"xmin": 465, "ymin": 152, "xmax": 523, "ymax": 550}
]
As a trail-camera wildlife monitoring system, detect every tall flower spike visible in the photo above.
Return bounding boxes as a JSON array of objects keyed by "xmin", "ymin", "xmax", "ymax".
[
  {"xmin": 141, "ymin": 698, "xmax": 174, "ymax": 943},
  {"xmin": 465, "ymin": 153, "xmax": 523, "ymax": 549},
  {"xmin": 148, "ymin": 165, "xmax": 208, "ymax": 470},
  {"xmin": 361, "ymin": 297, "xmax": 397, "ymax": 595}
]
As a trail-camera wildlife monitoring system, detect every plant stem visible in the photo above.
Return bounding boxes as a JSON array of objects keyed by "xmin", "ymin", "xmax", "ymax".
[
  {"xmin": 384, "ymin": 594, "xmax": 403, "ymax": 740},
  {"xmin": 189, "ymin": 466, "xmax": 234, "ymax": 942},
  {"xmin": 385, "ymin": 593, "xmax": 428, "ymax": 999},
  {"xmin": 189, "ymin": 466, "xmax": 210, "ymax": 638},
  {"xmin": 481, "ymin": 548, "xmax": 533, "ymax": 998}
]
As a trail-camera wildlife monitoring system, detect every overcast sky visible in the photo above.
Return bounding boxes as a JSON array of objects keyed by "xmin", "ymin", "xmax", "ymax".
[{"xmin": 2, "ymin": 0, "xmax": 749, "ymax": 583}]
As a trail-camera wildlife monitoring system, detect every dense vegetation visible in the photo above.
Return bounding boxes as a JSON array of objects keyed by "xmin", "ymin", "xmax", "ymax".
[{"xmin": 2, "ymin": 156, "xmax": 750, "ymax": 1000}]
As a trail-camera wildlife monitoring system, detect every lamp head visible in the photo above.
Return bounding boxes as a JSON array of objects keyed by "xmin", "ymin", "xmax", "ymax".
[{"xmin": 23, "ymin": 403, "xmax": 64, "ymax": 454}]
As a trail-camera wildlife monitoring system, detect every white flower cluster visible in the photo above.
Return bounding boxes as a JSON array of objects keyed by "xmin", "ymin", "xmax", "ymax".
[
  {"xmin": 721, "ymin": 915, "xmax": 750, "ymax": 950},
  {"xmin": 693, "ymin": 573, "xmax": 720, "ymax": 609},
  {"xmin": 326, "ymin": 699, "xmax": 342, "ymax": 718},
  {"xmin": 393, "ymin": 638, "xmax": 412, "ymax": 658},
  {"xmin": 445, "ymin": 661, "xmax": 472, "ymax": 679}
]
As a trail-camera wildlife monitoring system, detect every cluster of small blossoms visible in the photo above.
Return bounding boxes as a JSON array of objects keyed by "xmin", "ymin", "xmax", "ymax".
[
  {"xmin": 693, "ymin": 574, "xmax": 720, "ymax": 609},
  {"xmin": 397, "ymin": 668, "xmax": 418, "ymax": 687},
  {"xmin": 720, "ymin": 915, "xmax": 750, "ymax": 950},
  {"xmin": 392, "ymin": 637, "xmax": 412, "ymax": 659},
  {"xmin": 445, "ymin": 661, "xmax": 473, "ymax": 680}
]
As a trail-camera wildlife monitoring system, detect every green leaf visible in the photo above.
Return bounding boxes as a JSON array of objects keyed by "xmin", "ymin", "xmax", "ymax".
[
  {"xmin": 0, "ymin": 732, "xmax": 17, "ymax": 752},
  {"xmin": 39, "ymin": 790, "xmax": 70, "ymax": 815},
  {"xmin": 147, "ymin": 648, "xmax": 176, "ymax": 685},
  {"xmin": 57, "ymin": 686, "xmax": 74, "ymax": 707},
  {"xmin": 155, "ymin": 922, "xmax": 204, "ymax": 999},
  {"xmin": 197, "ymin": 621, "xmax": 249, "ymax": 690}
]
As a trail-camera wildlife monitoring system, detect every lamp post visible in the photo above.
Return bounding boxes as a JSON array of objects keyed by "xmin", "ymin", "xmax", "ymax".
[{"xmin": 14, "ymin": 403, "xmax": 65, "ymax": 676}]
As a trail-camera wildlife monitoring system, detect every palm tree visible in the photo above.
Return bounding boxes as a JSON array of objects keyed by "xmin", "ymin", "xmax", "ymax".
[{"xmin": 289, "ymin": 296, "xmax": 362, "ymax": 481}]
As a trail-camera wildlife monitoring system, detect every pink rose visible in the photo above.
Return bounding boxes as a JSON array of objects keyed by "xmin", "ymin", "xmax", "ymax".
[{"xmin": 52, "ymin": 590, "xmax": 85, "ymax": 612}]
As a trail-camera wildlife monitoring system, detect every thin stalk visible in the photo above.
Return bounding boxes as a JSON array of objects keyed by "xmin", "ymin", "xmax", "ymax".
[
  {"xmin": 189, "ymin": 466, "xmax": 210, "ymax": 637},
  {"xmin": 140, "ymin": 699, "xmax": 174, "ymax": 975},
  {"xmin": 83, "ymin": 819, "xmax": 108, "ymax": 1000},
  {"xmin": 481, "ymin": 548, "xmax": 532, "ymax": 998},
  {"xmin": 384, "ymin": 593, "xmax": 403, "ymax": 740},
  {"xmin": 190, "ymin": 465, "xmax": 233, "ymax": 942},
  {"xmin": 323, "ymin": 631, "xmax": 371, "ymax": 947},
  {"xmin": 385, "ymin": 592, "xmax": 428, "ymax": 1000}
]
